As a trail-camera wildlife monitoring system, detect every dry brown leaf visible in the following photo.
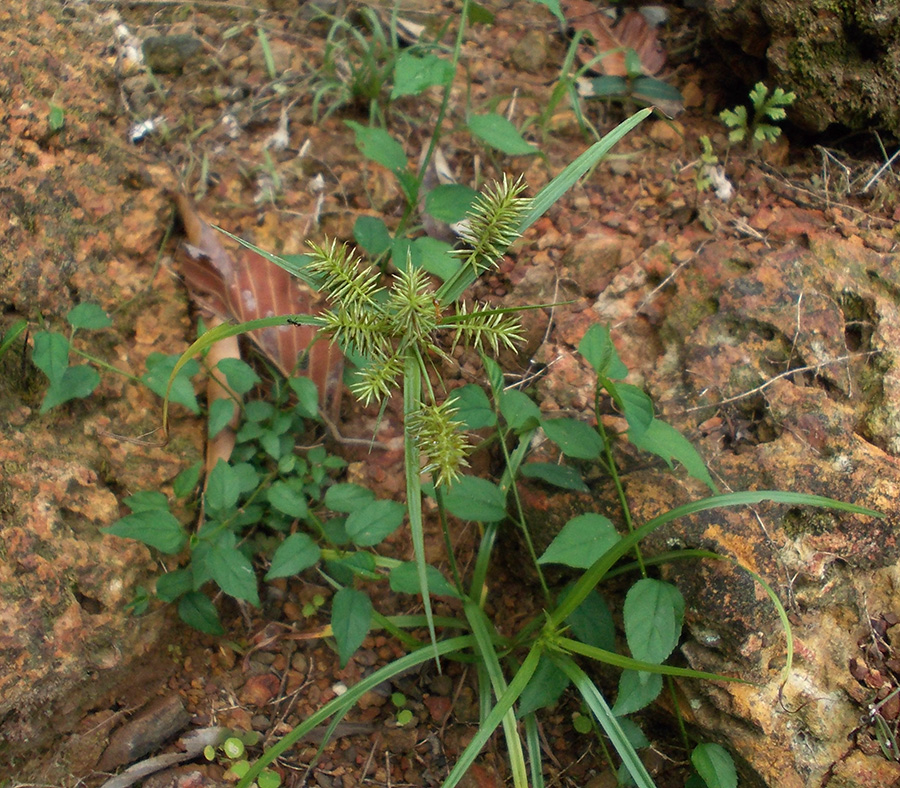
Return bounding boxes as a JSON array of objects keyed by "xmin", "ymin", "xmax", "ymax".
[
  {"xmin": 173, "ymin": 194, "xmax": 343, "ymax": 422},
  {"xmin": 563, "ymin": 1, "xmax": 666, "ymax": 77}
]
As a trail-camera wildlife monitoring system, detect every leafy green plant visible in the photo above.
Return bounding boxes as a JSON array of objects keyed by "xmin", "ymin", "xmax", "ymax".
[
  {"xmin": 719, "ymin": 81, "xmax": 796, "ymax": 150},
  {"xmin": 149, "ymin": 100, "xmax": 880, "ymax": 788},
  {"xmin": 583, "ymin": 48, "xmax": 684, "ymax": 115},
  {"xmin": 204, "ymin": 730, "xmax": 281, "ymax": 788}
]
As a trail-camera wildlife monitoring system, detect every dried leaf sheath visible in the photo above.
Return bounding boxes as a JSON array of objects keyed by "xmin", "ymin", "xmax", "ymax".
[{"xmin": 173, "ymin": 194, "xmax": 343, "ymax": 420}]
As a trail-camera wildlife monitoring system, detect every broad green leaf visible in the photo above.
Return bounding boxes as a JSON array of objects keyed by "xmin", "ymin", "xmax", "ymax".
[
  {"xmin": 289, "ymin": 375, "xmax": 319, "ymax": 419},
  {"xmin": 143, "ymin": 353, "xmax": 200, "ymax": 414},
  {"xmin": 691, "ymin": 743, "xmax": 738, "ymax": 788},
  {"xmin": 448, "ymin": 384, "xmax": 496, "ymax": 429},
  {"xmin": 632, "ymin": 76, "xmax": 684, "ymax": 104},
  {"xmin": 563, "ymin": 587, "xmax": 616, "ymax": 652},
  {"xmin": 231, "ymin": 462, "xmax": 261, "ymax": 495},
  {"xmin": 516, "ymin": 655, "xmax": 570, "ymax": 717},
  {"xmin": 178, "ymin": 591, "xmax": 224, "ymax": 635},
  {"xmin": 577, "ymin": 324, "xmax": 627, "ymax": 379},
  {"xmin": 354, "ymin": 215, "xmax": 392, "ymax": 256},
  {"xmin": 424, "ymin": 184, "xmax": 479, "ymax": 223},
  {"xmin": 325, "ymin": 551, "xmax": 378, "ymax": 584},
  {"xmin": 345, "ymin": 121, "xmax": 407, "ymax": 171},
  {"xmin": 207, "ymin": 531, "xmax": 260, "ymax": 606},
  {"xmin": 629, "ymin": 418, "xmax": 717, "ymax": 492},
  {"xmin": 541, "ymin": 418, "xmax": 604, "ymax": 460},
  {"xmin": 345, "ymin": 498, "xmax": 406, "ymax": 546},
  {"xmin": 618, "ymin": 718, "xmax": 651, "ymax": 749},
  {"xmin": 123, "ymin": 490, "xmax": 169, "ymax": 512},
  {"xmin": 391, "ymin": 51, "xmax": 454, "ymax": 98},
  {"xmin": 499, "ymin": 389, "xmax": 541, "ymax": 432},
  {"xmin": 588, "ymin": 75, "xmax": 629, "ymax": 98},
  {"xmin": 413, "ymin": 236, "xmax": 460, "ymax": 280},
  {"xmin": 467, "ymin": 1, "xmax": 495, "ymax": 24},
  {"xmin": 32, "ymin": 331, "xmax": 70, "ymax": 386},
  {"xmin": 624, "ymin": 578, "xmax": 684, "ymax": 664},
  {"xmin": 208, "ymin": 398, "xmax": 236, "ymax": 438},
  {"xmin": 443, "ymin": 476, "xmax": 506, "ymax": 522},
  {"xmin": 67, "ymin": 303, "xmax": 112, "ymax": 330},
  {"xmin": 216, "ymin": 358, "xmax": 260, "ymax": 394},
  {"xmin": 156, "ymin": 567, "xmax": 193, "ymax": 602},
  {"xmin": 205, "ymin": 459, "xmax": 240, "ymax": 512},
  {"xmin": 41, "ymin": 364, "xmax": 100, "ymax": 413},
  {"xmin": 520, "ymin": 462, "xmax": 588, "ymax": 492},
  {"xmin": 244, "ymin": 400, "xmax": 275, "ymax": 422},
  {"xmin": 173, "ymin": 461, "xmax": 202, "ymax": 499},
  {"xmin": 267, "ymin": 481, "xmax": 308, "ymax": 518},
  {"xmin": 538, "ymin": 514, "xmax": 620, "ymax": 568},
  {"xmin": 325, "ymin": 483, "xmax": 376, "ymax": 513},
  {"xmin": 102, "ymin": 510, "xmax": 187, "ymax": 554},
  {"xmin": 265, "ymin": 533, "xmax": 321, "ymax": 580},
  {"xmin": 611, "ymin": 670, "xmax": 663, "ymax": 716},
  {"xmin": 331, "ymin": 588, "xmax": 372, "ymax": 667},
  {"xmin": 389, "ymin": 562, "xmax": 458, "ymax": 597},
  {"xmin": 467, "ymin": 113, "xmax": 538, "ymax": 156},
  {"xmin": 617, "ymin": 383, "xmax": 654, "ymax": 437}
]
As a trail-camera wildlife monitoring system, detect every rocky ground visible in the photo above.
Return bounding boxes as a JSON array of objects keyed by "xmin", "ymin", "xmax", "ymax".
[{"xmin": 4, "ymin": 1, "xmax": 900, "ymax": 787}]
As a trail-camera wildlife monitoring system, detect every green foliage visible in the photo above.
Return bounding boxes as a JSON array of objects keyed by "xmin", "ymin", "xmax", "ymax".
[{"xmin": 720, "ymin": 81, "xmax": 796, "ymax": 150}]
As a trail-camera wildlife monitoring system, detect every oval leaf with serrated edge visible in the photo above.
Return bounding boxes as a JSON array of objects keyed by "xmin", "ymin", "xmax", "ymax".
[
  {"xmin": 345, "ymin": 121, "xmax": 407, "ymax": 171},
  {"xmin": 156, "ymin": 567, "xmax": 192, "ymax": 602},
  {"xmin": 577, "ymin": 324, "xmax": 627, "ymax": 379},
  {"xmin": 123, "ymin": 491, "xmax": 169, "ymax": 512},
  {"xmin": 142, "ymin": 353, "xmax": 200, "ymax": 413},
  {"xmin": 265, "ymin": 533, "xmax": 321, "ymax": 580},
  {"xmin": 448, "ymin": 384, "xmax": 496, "ymax": 429},
  {"xmin": 173, "ymin": 462, "xmax": 202, "ymax": 499},
  {"xmin": 178, "ymin": 591, "xmax": 224, "ymax": 635},
  {"xmin": 467, "ymin": 113, "xmax": 538, "ymax": 156},
  {"xmin": 443, "ymin": 476, "xmax": 506, "ymax": 522},
  {"xmin": 354, "ymin": 215, "xmax": 392, "ymax": 256},
  {"xmin": 216, "ymin": 358, "xmax": 260, "ymax": 394},
  {"xmin": 345, "ymin": 499, "xmax": 406, "ymax": 546},
  {"xmin": 691, "ymin": 743, "xmax": 738, "ymax": 788},
  {"xmin": 67, "ymin": 303, "xmax": 112, "ymax": 330},
  {"xmin": 205, "ymin": 459, "xmax": 240, "ymax": 512},
  {"xmin": 289, "ymin": 376, "xmax": 319, "ymax": 419},
  {"xmin": 103, "ymin": 510, "xmax": 187, "ymax": 554},
  {"xmin": 611, "ymin": 670, "xmax": 662, "ymax": 716},
  {"xmin": 541, "ymin": 418, "xmax": 604, "ymax": 460},
  {"xmin": 391, "ymin": 51, "xmax": 454, "ymax": 98},
  {"xmin": 629, "ymin": 418, "xmax": 716, "ymax": 492},
  {"xmin": 332, "ymin": 588, "xmax": 372, "ymax": 667},
  {"xmin": 564, "ymin": 587, "xmax": 616, "ymax": 652},
  {"xmin": 32, "ymin": 331, "xmax": 69, "ymax": 385},
  {"xmin": 209, "ymin": 398, "xmax": 236, "ymax": 438},
  {"xmin": 539, "ymin": 514, "xmax": 620, "ymax": 568},
  {"xmin": 624, "ymin": 578, "xmax": 684, "ymax": 664},
  {"xmin": 267, "ymin": 481, "xmax": 308, "ymax": 519},
  {"xmin": 41, "ymin": 365, "xmax": 100, "ymax": 413},
  {"xmin": 325, "ymin": 483, "xmax": 376, "ymax": 513},
  {"xmin": 499, "ymin": 389, "xmax": 541, "ymax": 432},
  {"xmin": 389, "ymin": 562, "xmax": 458, "ymax": 598},
  {"xmin": 617, "ymin": 383, "xmax": 654, "ymax": 437},
  {"xmin": 517, "ymin": 655, "xmax": 571, "ymax": 717},
  {"xmin": 425, "ymin": 184, "xmax": 479, "ymax": 223},
  {"xmin": 207, "ymin": 531, "xmax": 260, "ymax": 606},
  {"xmin": 520, "ymin": 462, "xmax": 588, "ymax": 492}
]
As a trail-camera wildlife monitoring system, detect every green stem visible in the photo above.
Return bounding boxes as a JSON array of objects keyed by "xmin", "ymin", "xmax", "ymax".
[{"xmin": 69, "ymin": 348, "xmax": 143, "ymax": 383}]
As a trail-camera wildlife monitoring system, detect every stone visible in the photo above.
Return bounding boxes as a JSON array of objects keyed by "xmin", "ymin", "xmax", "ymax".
[
  {"xmin": 510, "ymin": 29, "xmax": 551, "ymax": 73},
  {"xmin": 142, "ymin": 34, "xmax": 203, "ymax": 74}
]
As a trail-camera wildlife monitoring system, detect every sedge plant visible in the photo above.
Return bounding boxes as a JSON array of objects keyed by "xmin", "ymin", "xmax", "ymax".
[{"xmin": 153, "ymin": 113, "xmax": 881, "ymax": 788}]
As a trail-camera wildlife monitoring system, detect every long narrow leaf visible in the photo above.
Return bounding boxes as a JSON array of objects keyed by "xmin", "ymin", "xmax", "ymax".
[
  {"xmin": 551, "ymin": 653, "xmax": 656, "ymax": 788},
  {"xmin": 464, "ymin": 600, "xmax": 528, "ymax": 788},
  {"xmin": 523, "ymin": 712, "xmax": 545, "ymax": 788},
  {"xmin": 235, "ymin": 635, "xmax": 476, "ymax": 788},
  {"xmin": 436, "ymin": 109, "xmax": 650, "ymax": 305},
  {"xmin": 441, "ymin": 642, "xmax": 541, "ymax": 788},
  {"xmin": 556, "ymin": 637, "xmax": 744, "ymax": 682},
  {"xmin": 403, "ymin": 351, "xmax": 439, "ymax": 663},
  {"xmin": 549, "ymin": 491, "xmax": 882, "ymax": 628}
]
